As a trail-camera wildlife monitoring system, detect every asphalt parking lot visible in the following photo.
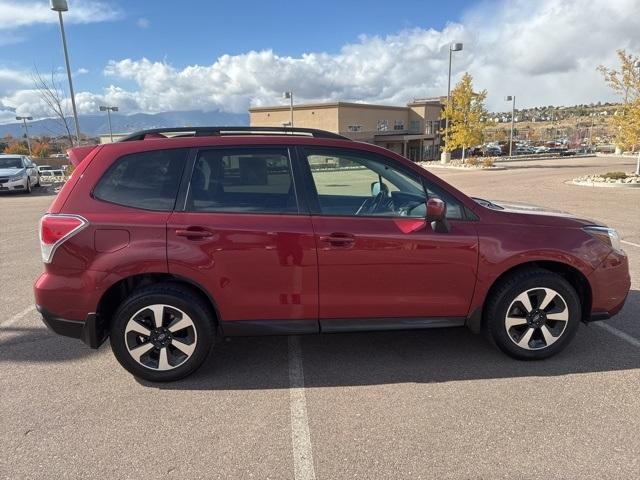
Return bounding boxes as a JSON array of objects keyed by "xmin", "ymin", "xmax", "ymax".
[{"xmin": 1, "ymin": 155, "xmax": 639, "ymax": 479}]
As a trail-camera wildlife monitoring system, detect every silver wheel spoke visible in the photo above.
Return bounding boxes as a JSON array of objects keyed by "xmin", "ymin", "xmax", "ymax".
[
  {"xmin": 158, "ymin": 347, "xmax": 171, "ymax": 370},
  {"xmin": 506, "ymin": 316, "xmax": 528, "ymax": 329},
  {"xmin": 168, "ymin": 316, "xmax": 192, "ymax": 333},
  {"xmin": 540, "ymin": 325, "xmax": 557, "ymax": 346},
  {"xmin": 547, "ymin": 310, "xmax": 568, "ymax": 321},
  {"xmin": 149, "ymin": 305, "xmax": 165, "ymax": 329},
  {"xmin": 514, "ymin": 291, "xmax": 533, "ymax": 313},
  {"xmin": 172, "ymin": 338, "xmax": 196, "ymax": 356},
  {"xmin": 125, "ymin": 320, "xmax": 151, "ymax": 337},
  {"xmin": 539, "ymin": 288, "xmax": 557, "ymax": 310},
  {"xmin": 517, "ymin": 327, "xmax": 535, "ymax": 348},
  {"xmin": 129, "ymin": 342, "xmax": 154, "ymax": 362}
]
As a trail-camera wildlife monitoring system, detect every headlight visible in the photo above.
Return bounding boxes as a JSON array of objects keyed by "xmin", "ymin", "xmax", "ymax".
[
  {"xmin": 583, "ymin": 226, "xmax": 621, "ymax": 251},
  {"xmin": 9, "ymin": 171, "xmax": 27, "ymax": 181}
]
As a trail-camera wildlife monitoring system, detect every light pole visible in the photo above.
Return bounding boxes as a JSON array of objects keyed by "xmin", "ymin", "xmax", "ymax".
[
  {"xmin": 99, "ymin": 106, "xmax": 119, "ymax": 142},
  {"xmin": 505, "ymin": 95, "xmax": 516, "ymax": 156},
  {"xmin": 50, "ymin": 0, "xmax": 81, "ymax": 146},
  {"xmin": 15, "ymin": 116, "xmax": 33, "ymax": 156},
  {"xmin": 283, "ymin": 91, "xmax": 293, "ymax": 128},
  {"xmin": 635, "ymin": 60, "xmax": 640, "ymax": 175},
  {"xmin": 442, "ymin": 42, "xmax": 463, "ymax": 163}
]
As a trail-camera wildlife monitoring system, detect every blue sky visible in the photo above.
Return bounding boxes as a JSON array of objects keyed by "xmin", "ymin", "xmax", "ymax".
[{"xmin": 1, "ymin": 0, "xmax": 638, "ymax": 122}]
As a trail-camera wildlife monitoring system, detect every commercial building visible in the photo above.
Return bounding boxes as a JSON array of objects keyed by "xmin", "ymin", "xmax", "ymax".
[{"xmin": 249, "ymin": 98, "xmax": 444, "ymax": 161}]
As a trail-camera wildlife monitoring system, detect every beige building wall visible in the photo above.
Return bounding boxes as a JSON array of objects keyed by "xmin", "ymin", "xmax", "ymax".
[
  {"xmin": 337, "ymin": 104, "xmax": 409, "ymax": 141},
  {"xmin": 250, "ymin": 104, "xmax": 339, "ymax": 132}
]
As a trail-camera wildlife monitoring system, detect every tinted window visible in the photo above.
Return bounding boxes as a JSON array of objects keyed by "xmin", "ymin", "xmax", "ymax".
[
  {"xmin": 188, "ymin": 148, "xmax": 297, "ymax": 213},
  {"xmin": 94, "ymin": 149, "xmax": 187, "ymax": 211},
  {"xmin": 304, "ymin": 148, "xmax": 426, "ymax": 218}
]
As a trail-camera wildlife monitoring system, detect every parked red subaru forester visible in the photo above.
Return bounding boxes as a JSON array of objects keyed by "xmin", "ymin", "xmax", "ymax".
[{"xmin": 34, "ymin": 127, "xmax": 630, "ymax": 381}]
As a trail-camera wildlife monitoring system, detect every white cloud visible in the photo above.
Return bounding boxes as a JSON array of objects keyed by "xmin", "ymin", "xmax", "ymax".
[
  {"xmin": 1, "ymin": 0, "xmax": 639, "ymax": 123},
  {"xmin": 136, "ymin": 17, "xmax": 150, "ymax": 29},
  {"xmin": 0, "ymin": 0, "xmax": 122, "ymax": 30}
]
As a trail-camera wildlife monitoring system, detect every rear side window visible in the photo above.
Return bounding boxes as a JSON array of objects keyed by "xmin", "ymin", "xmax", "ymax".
[
  {"xmin": 94, "ymin": 149, "xmax": 187, "ymax": 211},
  {"xmin": 187, "ymin": 148, "xmax": 297, "ymax": 213}
]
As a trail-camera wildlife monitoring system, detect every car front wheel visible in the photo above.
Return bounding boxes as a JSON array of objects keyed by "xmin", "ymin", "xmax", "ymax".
[
  {"xmin": 110, "ymin": 284, "xmax": 215, "ymax": 382},
  {"xmin": 485, "ymin": 269, "xmax": 581, "ymax": 360}
]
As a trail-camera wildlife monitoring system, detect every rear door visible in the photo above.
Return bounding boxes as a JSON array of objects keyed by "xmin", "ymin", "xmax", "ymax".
[
  {"xmin": 167, "ymin": 146, "xmax": 318, "ymax": 333},
  {"xmin": 298, "ymin": 146, "xmax": 479, "ymax": 326}
]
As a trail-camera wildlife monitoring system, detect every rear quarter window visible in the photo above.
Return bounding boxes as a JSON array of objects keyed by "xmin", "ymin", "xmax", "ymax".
[{"xmin": 93, "ymin": 149, "xmax": 187, "ymax": 211}]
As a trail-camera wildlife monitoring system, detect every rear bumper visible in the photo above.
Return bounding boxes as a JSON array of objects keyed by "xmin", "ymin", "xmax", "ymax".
[{"xmin": 36, "ymin": 305, "xmax": 107, "ymax": 349}]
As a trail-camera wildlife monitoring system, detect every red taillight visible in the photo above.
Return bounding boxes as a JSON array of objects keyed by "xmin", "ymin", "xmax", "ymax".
[{"xmin": 39, "ymin": 214, "xmax": 88, "ymax": 263}]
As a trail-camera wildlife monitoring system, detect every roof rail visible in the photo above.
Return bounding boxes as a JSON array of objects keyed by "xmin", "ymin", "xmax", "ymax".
[{"xmin": 117, "ymin": 126, "xmax": 351, "ymax": 142}]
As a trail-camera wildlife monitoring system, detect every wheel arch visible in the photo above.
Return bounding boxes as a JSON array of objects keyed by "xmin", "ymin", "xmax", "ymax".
[
  {"xmin": 467, "ymin": 260, "xmax": 592, "ymax": 333},
  {"xmin": 96, "ymin": 273, "xmax": 221, "ymax": 334}
]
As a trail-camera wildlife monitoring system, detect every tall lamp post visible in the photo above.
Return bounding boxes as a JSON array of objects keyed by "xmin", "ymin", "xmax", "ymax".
[
  {"xmin": 50, "ymin": 0, "xmax": 81, "ymax": 146},
  {"xmin": 99, "ymin": 106, "xmax": 119, "ymax": 142},
  {"xmin": 635, "ymin": 60, "xmax": 640, "ymax": 175},
  {"xmin": 442, "ymin": 42, "xmax": 463, "ymax": 163},
  {"xmin": 15, "ymin": 116, "xmax": 33, "ymax": 156},
  {"xmin": 505, "ymin": 95, "xmax": 516, "ymax": 157},
  {"xmin": 283, "ymin": 91, "xmax": 294, "ymax": 128}
]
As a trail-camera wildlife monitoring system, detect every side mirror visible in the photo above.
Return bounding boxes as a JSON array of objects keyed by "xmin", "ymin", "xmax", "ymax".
[
  {"xmin": 426, "ymin": 197, "xmax": 450, "ymax": 233},
  {"xmin": 371, "ymin": 181, "xmax": 388, "ymax": 197}
]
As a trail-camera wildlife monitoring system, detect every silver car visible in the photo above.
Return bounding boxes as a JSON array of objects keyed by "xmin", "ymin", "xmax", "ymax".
[{"xmin": 0, "ymin": 155, "xmax": 40, "ymax": 193}]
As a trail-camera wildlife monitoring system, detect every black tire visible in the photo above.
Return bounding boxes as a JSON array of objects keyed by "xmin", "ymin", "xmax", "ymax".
[
  {"xmin": 484, "ymin": 268, "xmax": 581, "ymax": 360},
  {"xmin": 25, "ymin": 178, "xmax": 31, "ymax": 194},
  {"xmin": 110, "ymin": 283, "xmax": 215, "ymax": 382},
  {"xmin": 35, "ymin": 175, "xmax": 40, "ymax": 187}
]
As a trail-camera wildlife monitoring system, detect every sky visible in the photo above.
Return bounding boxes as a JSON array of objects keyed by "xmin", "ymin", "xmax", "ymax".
[{"xmin": 0, "ymin": 0, "xmax": 639, "ymax": 124}]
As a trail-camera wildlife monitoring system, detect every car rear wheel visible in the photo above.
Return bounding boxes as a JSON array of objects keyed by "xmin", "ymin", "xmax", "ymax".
[
  {"xmin": 110, "ymin": 284, "xmax": 214, "ymax": 382},
  {"xmin": 484, "ymin": 269, "xmax": 581, "ymax": 360}
]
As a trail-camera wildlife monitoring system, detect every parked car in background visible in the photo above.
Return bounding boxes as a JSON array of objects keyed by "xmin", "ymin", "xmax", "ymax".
[
  {"xmin": 37, "ymin": 164, "xmax": 66, "ymax": 179},
  {"xmin": 483, "ymin": 145, "xmax": 502, "ymax": 156},
  {"xmin": 0, "ymin": 155, "xmax": 39, "ymax": 193},
  {"xmin": 534, "ymin": 146, "xmax": 550, "ymax": 154},
  {"xmin": 34, "ymin": 127, "xmax": 630, "ymax": 382}
]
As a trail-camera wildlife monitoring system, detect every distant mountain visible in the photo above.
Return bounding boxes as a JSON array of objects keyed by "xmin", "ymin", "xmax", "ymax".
[{"xmin": 0, "ymin": 110, "xmax": 249, "ymax": 138}]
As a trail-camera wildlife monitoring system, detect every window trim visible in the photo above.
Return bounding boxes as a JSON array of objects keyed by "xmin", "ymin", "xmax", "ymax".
[
  {"xmin": 181, "ymin": 145, "xmax": 304, "ymax": 216},
  {"xmin": 91, "ymin": 147, "xmax": 190, "ymax": 212}
]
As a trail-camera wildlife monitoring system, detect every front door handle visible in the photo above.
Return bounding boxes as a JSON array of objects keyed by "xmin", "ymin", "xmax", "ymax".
[
  {"xmin": 319, "ymin": 232, "xmax": 355, "ymax": 247},
  {"xmin": 175, "ymin": 227, "xmax": 214, "ymax": 239}
]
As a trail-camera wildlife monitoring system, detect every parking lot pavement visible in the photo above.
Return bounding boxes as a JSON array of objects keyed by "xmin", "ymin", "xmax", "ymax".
[{"xmin": 1, "ymin": 156, "xmax": 639, "ymax": 479}]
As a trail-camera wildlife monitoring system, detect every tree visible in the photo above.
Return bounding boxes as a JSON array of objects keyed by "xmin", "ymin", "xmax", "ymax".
[
  {"xmin": 4, "ymin": 142, "xmax": 30, "ymax": 155},
  {"xmin": 32, "ymin": 68, "xmax": 76, "ymax": 146},
  {"xmin": 598, "ymin": 50, "xmax": 640, "ymax": 153},
  {"xmin": 32, "ymin": 140, "xmax": 51, "ymax": 158},
  {"xmin": 441, "ymin": 73, "xmax": 488, "ymax": 162}
]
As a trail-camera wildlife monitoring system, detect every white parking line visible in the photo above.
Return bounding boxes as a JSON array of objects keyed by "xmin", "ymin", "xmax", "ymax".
[
  {"xmin": 288, "ymin": 336, "xmax": 316, "ymax": 480},
  {"xmin": 1, "ymin": 305, "xmax": 36, "ymax": 328},
  {"xmin": 621, "ymin": 240, "xmax": 640, "ymax": 249},
  {"xmin": 595, "ymin": 322, "xmax": 640, "ymax": 348}
]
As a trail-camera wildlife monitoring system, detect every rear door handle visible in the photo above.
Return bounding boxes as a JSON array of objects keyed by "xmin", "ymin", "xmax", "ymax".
[
  {"xmin": 175, "ymin": 227, "xmax": 214, "ymax": 239},
  {"xmin": 319, "ymin": 232, "xmax": 355, "ymax": 247}
]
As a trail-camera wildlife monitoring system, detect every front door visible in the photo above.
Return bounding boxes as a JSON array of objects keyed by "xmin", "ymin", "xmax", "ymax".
[
  {"xmin": 299, "ymin": 146, "xmax": 478, "ymax": 325},
  {"xmin": 167, "ymin": 146, "xmax": 318, "ymax": 333}
]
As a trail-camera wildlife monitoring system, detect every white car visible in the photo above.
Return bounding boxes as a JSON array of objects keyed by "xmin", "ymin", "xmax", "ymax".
[{"xmin": 0, "ymin": 155, "xmax": 39, "ymax": 193}]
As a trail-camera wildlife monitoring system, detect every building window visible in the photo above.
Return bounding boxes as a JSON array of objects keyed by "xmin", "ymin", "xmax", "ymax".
[
  {"xmin": 376, "ymin": 119, "xmax": 388, "ymax": 132},
  {"xmin": 409, "ymin": 120, "xmax": 421, "ymax": 132},
  {"xmin": 347, "ymin": 125, "xmax": 362, "ymax": 132},
  {"xmin": 393, "ymin": 120, "xmax": 404, "ymax": 131}
]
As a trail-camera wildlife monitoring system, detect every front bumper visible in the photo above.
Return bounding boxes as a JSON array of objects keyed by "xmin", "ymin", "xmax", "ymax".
[
  {"xmin": 36, "ymin": 305, "xmax": 107, "ymax": 349},
  {"xmin": 0, "ymin": 177, "xmax": 27, "ymax": 191},
  {"xmin": 587, "ymin": 249, "xmax": 631, "ymax": 321}
]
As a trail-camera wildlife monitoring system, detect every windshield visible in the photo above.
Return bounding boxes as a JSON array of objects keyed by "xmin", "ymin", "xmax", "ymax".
[{"xmin": 0, "ymin": 157, "xmax": 23, "ymax": 169}]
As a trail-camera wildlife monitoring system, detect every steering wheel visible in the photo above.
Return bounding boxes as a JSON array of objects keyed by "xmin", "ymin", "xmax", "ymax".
[{"xmin": 355, "ymin": 191, "xmax": 394, "ymax": 215}]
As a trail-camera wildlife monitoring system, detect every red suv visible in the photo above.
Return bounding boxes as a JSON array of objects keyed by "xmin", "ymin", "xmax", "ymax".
[{"xmin": 34, "ymin": 127, "xmax": 630, "ymax": 381}]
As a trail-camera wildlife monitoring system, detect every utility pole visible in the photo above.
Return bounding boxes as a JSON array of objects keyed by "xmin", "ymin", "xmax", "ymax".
[
  {"xmin": 505, "ymin": 96, "xmax": 516, "ymax": 156},
  {"xmin": 15, "ymin": 116, "xmax": 33, "ymax": 156},
  {"xmin": 283, "ymin": 91, "xmax": 293, "ymax": 128}
]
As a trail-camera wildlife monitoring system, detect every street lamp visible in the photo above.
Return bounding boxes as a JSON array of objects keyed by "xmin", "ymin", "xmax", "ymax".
[
  {"xmin": 15, "ymin": 116, "xmax": 33, "ymax": 156},
  {"xmin": 99, "ymin": 106, "xmax": 119, "ymax": 142},
  {"xmin": 635, "ymin": 60, "xmax": 640, "ymax": 175},
  {"xmin": 443, "ymin": 42, "xmax": 463, "ymax": 162},
  {"xmin": 50, "ymin": 0, "xmax": 81, "ymax": 146},
  {"xmin": 283, "ymin": 91, "xmax": 293, "ymax": 128},
  {"xmin": 505, "ymin": 95, "xmax": 516, "ymax": 156}
]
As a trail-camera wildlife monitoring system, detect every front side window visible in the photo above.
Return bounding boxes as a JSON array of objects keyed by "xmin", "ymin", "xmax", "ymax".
[
  {"xmin": 94, "ymin": 149, "xmax": 187, "ymax": 211},
  {"xmin": 303, "ymin": 148, "xmax": 426, "ymax": 218},
  {"xmin": 187, "ymin": 148, "xmax": 297, "ymax": 214}
]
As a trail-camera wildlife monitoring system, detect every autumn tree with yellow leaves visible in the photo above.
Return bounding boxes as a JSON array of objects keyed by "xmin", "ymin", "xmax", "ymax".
[
  {"xmin": 441, "ymin": 73, "xmax": 488, "ymax": 162},
  {"xmin": 598, "ymin": 50, "xmax": 640, "ymax": 157}
]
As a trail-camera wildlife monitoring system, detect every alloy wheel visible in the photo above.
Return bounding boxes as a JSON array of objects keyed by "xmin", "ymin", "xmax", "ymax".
[
  {"xmin": 124, "ymin": 304, "xmax": 198, "ymax": 371},
  {"xmin": 504, "ymin": 287, "xmax": 569, "ymax": 350}
]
